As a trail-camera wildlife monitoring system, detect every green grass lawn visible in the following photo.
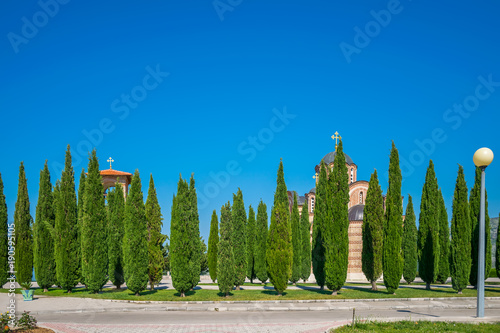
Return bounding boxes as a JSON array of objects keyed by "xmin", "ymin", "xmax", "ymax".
[
  {"xmin": 1, "ymin": 283, "xmax": 498, "ymax": 302},
  {"xmin": 332, "ymin": 320, "xmax": 500, "ymax": 332}
]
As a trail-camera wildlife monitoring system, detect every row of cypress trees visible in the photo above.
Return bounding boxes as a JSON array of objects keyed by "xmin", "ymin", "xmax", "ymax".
[
  {"xmin": 207, "ymin": 160, "xmax": 312, "ymax": 296},
  {"xmin": 1, "ymin": 146, "xmax": 164, "ymax": 296},
  {"xmin": 361, "ymin": 143, "xmax": 495, "ymax": 295}
]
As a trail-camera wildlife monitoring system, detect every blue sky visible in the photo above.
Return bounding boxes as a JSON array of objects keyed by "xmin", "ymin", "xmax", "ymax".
[{"xmin": 1, "ymin": 0, "xmax": 499, "ymax": 242}]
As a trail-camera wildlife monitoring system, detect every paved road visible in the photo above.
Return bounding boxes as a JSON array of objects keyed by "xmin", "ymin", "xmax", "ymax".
[{"xmin": 36, "ymin": 308, "xmax": 500, "ymax": 333}]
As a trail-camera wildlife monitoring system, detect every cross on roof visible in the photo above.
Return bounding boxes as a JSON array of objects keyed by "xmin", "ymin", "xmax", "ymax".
[
  {"xmin": 313, "ymin": 172, "xmax": 318, "ymax": 180},
  {"xmin": 331, "ymin": 131, "xmax": 341, "ymax": 151},
  {"xmin": 107, "ymin": 157, "xmax": 114, "ymax": 170}
]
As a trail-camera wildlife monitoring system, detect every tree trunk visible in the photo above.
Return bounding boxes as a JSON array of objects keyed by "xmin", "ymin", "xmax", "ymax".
[
  {"xmin": 68, "ymin": 290, "xmax": 72, "ymax": 294},
  {"xmin": 43, "ymin": 288, "xmax": 48, "ymax": 292},
  {"xmin": 180, "ymin": 292, "xmax": 185, "ymax": 297},
  {"xmin": 458, "ymin": 290, "xmax": 463, "ymax": 295},
  {"xmin": 278, "ymin": 292, "xmax": 282, "ymax": 296},
  {"xmin": 235, "ymin": 285, "xmax": 240, "ymax": 291},
  {"xmin": 426, "ymin": 282, "xmax": 431, "ymax": 290},
  {"xmin": 320, "ymin": 286, "xmax": 324, "ymax": 290},
  {"xmin": 331, "ymin": 290, "xmax": 338, "ymax": 296},
  {"xmin": 371, "ymin": 281, "xmax": 377, "ymax": 291},
  {"xmin": 135, "ymin": 292, "xmax": 140, "ymax": 296},
  {"xmin": 225, "ymin": 293, "xmax": 229, "ymax": 297},
  {"xmin": 293, "ymin": 283, "xmax": 296, "ymax": 286}
]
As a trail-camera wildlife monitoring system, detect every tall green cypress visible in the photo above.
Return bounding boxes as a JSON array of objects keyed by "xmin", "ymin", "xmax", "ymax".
[
  {"xmin": 266, "ymin": 160, "xmax": 292, "ymax": 295},
  {"xmin": 436, "ymin": 189, "xmax": 450, "ymax": 284},
  {"xmin": 383, "ymin": 141, "xmax": 403, "ymax": 294},
  {"xmin": 107, "ymin": 183, "xmax": 125, "ymax": 289},
  {"xmin": 145, "ymin": 175, "xmax": 164, "ymax": 290},
  {"xmin": 402, "ymin": 195, "xmax": 417, "ymax": 285},
  {"xmin": 218, "ymin": 202, "xmax": 234, "ymax": 296},
  {"xmin": 77, "ymin": 168, "xmax": 85, "ymax": 284},
  {"xmin": 312, "ymin": 160, "xmax": 328, "ymax": 289},
  {"xmin": 170, "ymin": 175, "xmax": 199, "ymax": 297},
  {"xmin": 34, "ymin": 161, "xmax": 56, "ymax": 292},
  {"xmin": 418, "ymin": 160, "xmax": 440, "ymax": 290},
  {"xmin": 362, "ymin": 170, "xmax": 384, "ymax": 290},
  {"xmin": 82, "ymin": 150, "xmax": 108, "ymax": 293},
  {"xmin": 450, "ymin": 165, "xmax": 471, "ymax": 294},
  {"xmin": 0, "ymin": 173, "xmax": 7, "ymax": 288},
  {"xmin": 255, "ymin": 200, "xmax": 268, "ymax": 283},
  {"xmin": 246, "ymin": 205, "xmax": 256, "ymax": 283},
  {"xmin": 188, "ymin": 175, "xmax": 201, "ymax": 289},
  {"xmin": 290, "ymin": 193, "xmax": 301, "ymax": 284},
  {"xmin": 469, "ymin": 167, "xmax": 491, "ymax": 287},
  {"xmin": 123, "ymin": 170, "xmax": 149, "ymax": 296},
  {"xmin": 232, "ymin": 188, "xmax": 247, "ymax": 290},
  {"xmin": 325, "ymin": 141, "xmax": 350, "ymax": 294},
  {"xmin": 300, "ymin": 198, "xmax": 311, "ymax": 282},
  {"xmin": 14, "ymin": 162, "xmax": 33, "ymax": 289},
  {"xmin": 207, "ymin": 210, "xmax": 219, "ymax": 283},
  {"xmin": 55, "ymin": 146, "xmax": 79, "ymax": 292}
]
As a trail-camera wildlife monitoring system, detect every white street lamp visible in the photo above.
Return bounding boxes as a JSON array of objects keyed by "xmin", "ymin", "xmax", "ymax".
[{"xmin": 473, "ymin": 147, "xmax": 494, "ymax": 318}]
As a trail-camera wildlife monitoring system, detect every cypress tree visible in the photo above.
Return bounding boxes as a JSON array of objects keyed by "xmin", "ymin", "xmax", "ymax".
[
  {"xmin": 218, "ymin": 202, "xmax": 234, "ymax": 296},
  {"xmin": 255, "ymin": 200, "xmax": 268, "ymax": 283},
  {"xmin": 14, "ymin": 162, "xmax": 33, "ymax": 289},
  {"xmin": 207, "ymin": 210, "xmax": 219, "ymax": 283},
  {"xmin": 436, "ymin": 189, "xmax": 450, "ymax": 284},
  {"xmin": 325, "ymin": 141, "xmax": 350, "ymax": 294},
  {"xmin": 0, "ymin": 173, "xmax": 7, "ymax": 288},
  {"xmin": 290, "ymin": 193, "xmax": 301, "ymax": 284},
  {"xmin": 54, "ymin": 145, "xmax": 79, "ymax": 292},
  {"xmin": 383, "ymin": 141, "xmax": 403, "ymax": 294},
  {"xmin": 123, "ymin": 170, "xmax": 149, "ymax": 296},
  {"xmin": 81, "ymin": 150, "xmax": 108, "ymax": 293},
  {"xmin": 362, "ymin": 170, "xmax": 384, "ymax": 290},
  {"xmin": 34, "ymin": 161, "xmax": 56, "ymax": 292},
  {"xmin": 107, "ymin": 183, "xmax": 125, "ymax": 289},
  {"xmin": 469, "ymin": 167, "xmax": 491, "ymax": 287},
  {"xmin": 145, "ymin": 175, "xmax": 164, "ymax": 290},
  {"xmin": 418, "ymin": 160, "xmax": 440, "ymax": 290},
  {"xmin": 312, "ymin": 160, "xmax": 328, "ymax": 289},
  {"xmin": 450, "ymin": 165, "xmax": 471, "ymax": 293},
  {"xmin": 266, "ymin": 160, "xmax": 292, "ymax": 295},
  {"xmin": 232, "ymin": 188, "xmax": 247, "ymax": 290},
  {"xmin": 402, "ymin": 195, "xmax": 417, "ymax": 285},
  {"xmin": 188, "ymin": 175, "xmax": 201, "ymax": 289},
  {"xmin": 77, "ymin": 168, "xmax": 85, "ymax": 284},
  {"xmin": 170, "ymin": 175, "xmax": 199, "ymax": 297},
  {"xmin": 246, "ymin": 205, "xmax": 256, "ymax": 283},
  {"xmin": 300, "ymin": 198, "xmax": 311, "ymax": 282}
]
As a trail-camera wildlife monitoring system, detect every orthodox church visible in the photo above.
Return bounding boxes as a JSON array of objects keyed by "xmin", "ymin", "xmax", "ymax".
[{"xmin": 287, "ymin": 132, "xmax": 371, "ymax": 281}]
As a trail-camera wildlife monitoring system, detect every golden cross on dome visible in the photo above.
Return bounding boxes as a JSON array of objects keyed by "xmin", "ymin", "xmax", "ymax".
[
  {"xmin": 313, "ymin": 172, "xmax": 318, "ymax": 180},
  {"xmin": 331, "ymin": 131, "xmax": 342, "ymax": 151},
  {"xmin": 107, "ymin": 157, "xmax": 114, "ymax": 169}
]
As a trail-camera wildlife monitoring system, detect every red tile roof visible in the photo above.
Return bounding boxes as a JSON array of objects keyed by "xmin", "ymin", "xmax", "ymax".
[{"xmin": 100, "ymin": 169, "xmax": 133, "ymax": 176}]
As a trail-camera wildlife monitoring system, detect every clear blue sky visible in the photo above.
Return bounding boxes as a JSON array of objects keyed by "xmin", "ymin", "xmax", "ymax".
[{"xmin": 1, "ymin": 0, "xmax": 499, "ymax": 242}]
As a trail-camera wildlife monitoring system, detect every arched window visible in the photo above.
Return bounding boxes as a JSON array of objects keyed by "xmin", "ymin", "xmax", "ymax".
[
  {"xmin": 311, "ymin": 197, "xmax": 315, "ymax": 212},
  {"xmin": 359, "ymin": 191, "xmax": 363, "ymax": 204},
  {"xmin": 350, "ymin": 168, "xmax": 354, "ymax": 183}
]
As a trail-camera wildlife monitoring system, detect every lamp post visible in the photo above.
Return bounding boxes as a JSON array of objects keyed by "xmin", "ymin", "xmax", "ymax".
[{"xmin": 472, "ymin": 147, "xmax": 494, "ymax": 318}]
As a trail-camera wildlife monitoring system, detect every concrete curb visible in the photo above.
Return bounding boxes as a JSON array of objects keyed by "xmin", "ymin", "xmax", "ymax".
[{"xmin": 26, "ymin": 297, "xmax": 500, "ymax": 315}]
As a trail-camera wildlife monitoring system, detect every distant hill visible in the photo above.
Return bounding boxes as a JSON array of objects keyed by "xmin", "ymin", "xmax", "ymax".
[{"xmin": 492, "ymin": 217, "xmax": 499, "ymax": 268}]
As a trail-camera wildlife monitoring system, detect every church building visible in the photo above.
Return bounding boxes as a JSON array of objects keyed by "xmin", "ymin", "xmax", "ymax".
[{"xmin": 287, "ymin": 132, "xmax": 372, "ymax": 281}]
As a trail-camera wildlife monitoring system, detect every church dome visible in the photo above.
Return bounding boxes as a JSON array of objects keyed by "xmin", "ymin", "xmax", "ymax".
[
  {"xmin": 322, "ymin": 151, "xmax": 354, "ymax": 165},
  {"xmin": 348, "ymin": 204, "xmax": 365, "ymax": 221}
]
